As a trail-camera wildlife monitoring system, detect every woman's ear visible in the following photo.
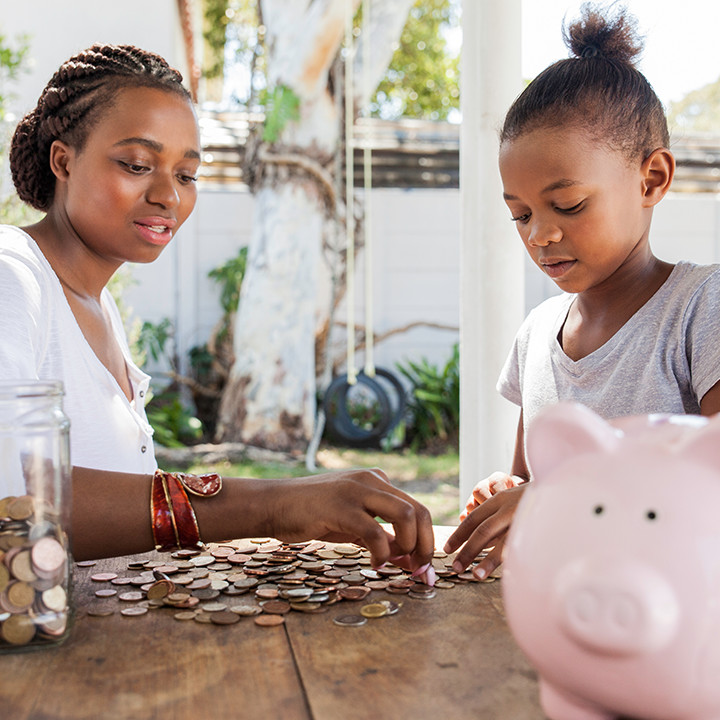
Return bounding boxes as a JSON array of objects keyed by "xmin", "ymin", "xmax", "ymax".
[
  {"xmin": 641, "ymin": 147, "xmax": 675, "ymax": 207},
  {"xmin": 48, "ymin": 140, "xmax": 73, "ymax": 183}
]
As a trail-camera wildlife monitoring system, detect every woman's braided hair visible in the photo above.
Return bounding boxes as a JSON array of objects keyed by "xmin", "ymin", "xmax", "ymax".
[
  {"xmin": 500, "ymin": 3, "xmax": 669, "ymax": 162},
  {"xmin": 10, "ymin": 44, "xmax": 191, "ymax": 211}
]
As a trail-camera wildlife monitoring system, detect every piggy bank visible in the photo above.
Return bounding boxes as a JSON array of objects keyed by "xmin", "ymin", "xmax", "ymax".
[{"xmin": 502, "ymin": 402, "xmax": 720, "ymax": 720}]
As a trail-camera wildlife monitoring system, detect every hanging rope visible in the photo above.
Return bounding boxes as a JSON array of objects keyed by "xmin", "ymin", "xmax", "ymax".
[
  {"xmin": 344, "ymin": 0, "xmax": 357, "ymax": 386},
  {"xmin": 362, "ymin": 0, "xmax": 375, "ymax": 379}
]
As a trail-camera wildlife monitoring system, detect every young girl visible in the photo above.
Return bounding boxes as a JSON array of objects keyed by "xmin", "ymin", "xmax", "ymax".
[
  {"xmin": 445, "ymin": 4, "xmax": 720, "ymax": 578},
  {"xmin": 2, "ymin": 44, "xmax": 434, "ymax": 577}
]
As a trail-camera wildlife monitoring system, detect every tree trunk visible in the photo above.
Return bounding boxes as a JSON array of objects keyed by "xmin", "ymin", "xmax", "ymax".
[{"xmin": 216, "ymin": 0, "xmax": 413, "ymax": 451}]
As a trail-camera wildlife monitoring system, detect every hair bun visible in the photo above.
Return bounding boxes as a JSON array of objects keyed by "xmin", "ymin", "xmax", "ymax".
[{"xmin": 563, "ymin": 2, "xmax": 643, "ymax": 65}]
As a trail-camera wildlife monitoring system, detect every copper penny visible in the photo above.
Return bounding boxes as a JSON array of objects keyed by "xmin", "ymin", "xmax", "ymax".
[
  {"xmin": 90, "ymin": 572, "xmax": 118, "ymax": 582},
  {"xmin": 210, "ymin": 610, "xmax": 241, "ymax": 625},
  {"xmin": 261, "ymin": 600, "xmax": 291, "ymax": 615},
  {"xmin": 338, "ymin": 587, "xmax": 371, "ymax": 601},
  {"xmin": 254, "ymin": 614, "xmax": 285, "ymax": 627},
  {"xmin": 94, "ymin": 588, "xmax": 118, "ymax": 598}
]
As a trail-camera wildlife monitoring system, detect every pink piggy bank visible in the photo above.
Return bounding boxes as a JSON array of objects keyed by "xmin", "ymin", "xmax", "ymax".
[{"xmin": 502, "ymin": 402, "xmax": 720, "ymax": 720}]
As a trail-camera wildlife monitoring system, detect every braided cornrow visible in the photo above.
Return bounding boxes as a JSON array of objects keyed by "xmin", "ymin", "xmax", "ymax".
[{"xmin": 10, "ymin": 44, "xmax": 191, "ymax": 211}]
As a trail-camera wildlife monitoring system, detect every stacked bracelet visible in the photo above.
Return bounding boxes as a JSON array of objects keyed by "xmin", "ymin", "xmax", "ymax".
[{"xmin": 150, "ymin": 470, "xmax": 223, "ymax": 552}]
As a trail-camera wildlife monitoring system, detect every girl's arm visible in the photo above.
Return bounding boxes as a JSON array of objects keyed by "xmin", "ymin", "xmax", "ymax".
[
  {"xmin": 71, "ymin": 466, "xmax": 435, "ymax": 573},
  {"xmin": 444, "ymin": 410, "xmax": 529, "ymax": 580},
  {"xmin": 700, "ymin": 380, "xmax": 720, "ymax": 416}
]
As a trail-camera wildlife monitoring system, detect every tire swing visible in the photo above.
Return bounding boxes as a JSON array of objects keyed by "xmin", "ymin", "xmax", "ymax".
[{"xmin": 322, "ymin": 0, "xmax": 406, "ymax": 449}]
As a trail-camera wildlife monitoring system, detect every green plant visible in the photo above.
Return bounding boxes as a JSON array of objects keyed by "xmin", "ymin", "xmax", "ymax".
[
  {"xmin": 208, "ymin": 246, "xmax": 248, "ymax": 321},
  {"xmin": 396, "ymin": 343, "xmax": 459, "ymax": 453},
  {"xmin": 145, "ymin": 390, "xmax": 203, "ymax": 448},
  {"xmin": 136, "ymin": 317, "xmax": 174, "ymax": 365},
  {"xmin": 259, "ymin": 85, "xmax": 301, "ymax": 143},
  {"xmin": 0, "ymin": 33, "xmax": 39, "ymax": 227}
]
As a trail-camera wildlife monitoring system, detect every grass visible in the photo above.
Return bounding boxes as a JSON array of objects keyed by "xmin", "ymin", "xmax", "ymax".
[{"xmin": 163, "ymin": 445, "xmax": 460, "ymax": 527}]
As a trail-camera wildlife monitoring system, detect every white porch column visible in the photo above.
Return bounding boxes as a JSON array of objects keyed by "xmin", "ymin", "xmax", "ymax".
[{"xmin": 459, "ymin": 0, "xmax": 524, "ymax": 505}]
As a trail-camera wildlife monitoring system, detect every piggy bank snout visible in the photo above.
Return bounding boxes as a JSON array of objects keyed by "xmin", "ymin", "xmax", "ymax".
[{"xmin": 555, "ymin": 562, "xmax": 680, "ymax": 657}]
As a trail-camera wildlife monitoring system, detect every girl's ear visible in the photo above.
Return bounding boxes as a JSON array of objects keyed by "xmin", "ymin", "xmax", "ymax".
[
  {"xmin": 641, "ymin": 147, "xmax": 675, "ymax": 208},
  {"xmin": 48, "ymin": 140, "xmax": 73, "ymax": 182}
]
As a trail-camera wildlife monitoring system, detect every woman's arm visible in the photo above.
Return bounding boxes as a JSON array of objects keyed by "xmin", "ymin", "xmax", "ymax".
[{"xmin": 71, "ymin": 466, "xmax": 435, "ymax": 573}]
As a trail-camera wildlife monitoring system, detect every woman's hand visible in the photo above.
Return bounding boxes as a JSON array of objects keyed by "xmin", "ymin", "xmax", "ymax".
[
  {"xmin": 265, "ymin": 468, "xmax": 435, "ymax": 580},
  {"xmin": 459, "ymin": 471, "xmax": 524, "ymax": 521},
  {"xmin": 444, "ymin": 484, "xmax": 527, "ymax": 580}
]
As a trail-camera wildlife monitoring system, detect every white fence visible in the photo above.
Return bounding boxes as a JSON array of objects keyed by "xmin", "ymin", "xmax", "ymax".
[{"xmin": 123, "ymin": 187, "xmax": 720, "ymax": 384}]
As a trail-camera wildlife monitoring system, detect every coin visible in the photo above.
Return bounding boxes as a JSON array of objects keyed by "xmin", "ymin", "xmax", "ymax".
[
  {"xmin": 338, "ymin": 587, "xmax": 371, "ymax": 601},
  {"xmin": 94, "ymin": 588, "xmax": 118, "ymax": 598},
  {"xmin": 90, "ymin": 572, "xmax": 118, "ymax": 582},
  {"xmin": 333, "ymin": 614, "xmax": 367, "ymax": 627},
  {"xmin": 434, "ymin": 580, "xmax": 456, "ymax": 589},
  {"xmin": 409, "ymin": 589, "xmax": 437, "ymax": 600},
  {"xmin": 360, "ymin": 603, "xmax": 388, "ymax": 619},
  {"xmin": 229, "ymin": 605, "xmax": 262, "ymax": 617},
  {"xmin": 202, "ymin": 602, "xmax": 228, "ymax": 613},
  {"xmin": 379, "ymin": 600, "xmax": 402, "ymax": 615},
  {"xmin": 118, "ymin": 591, "xmax": 144, "ymax": 602},
  {"xmin": 120, "ymin": 606, "xmax": 148, "ymax": 617},
  {"xmin": 173, "ymin": 611, "xmax": 197, "ymax": 621},
  {"xmin": 254, "ymin": 614, "xmax": 285, "ymax": 627},
  {"xmin": 210, "ymin": 610, "xmax": 241, "ymax": 625},
  {"xmin": 260, "ymin": 600, "xmax": 291, "ymax": 615},
  {"xmin": 87, "ymin": 604, "xmax": 115, "ymax": 617},
  {"xmin": 42, "ymin": 585, "xmax": 67, "ymax": 612},
  {"xmin": 7, "ymin": 496, "xmax": 34, "ymax": 522},
  {"xmin": 2, "ymin": 614, "xmax": 36, "ymax": 644}
]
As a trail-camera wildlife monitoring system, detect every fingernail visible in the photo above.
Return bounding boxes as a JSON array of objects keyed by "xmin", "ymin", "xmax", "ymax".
[
  {"xmin": 411, "ymin": 562, "xmax": 431, "ymax": 578},
  {"xmin": 474, "ymin": 566, "xmax": 486, "ymax": 580},
  {"xmin": 424, "ymin": 565, "xmax": 437, "ymax": 587},
  {"xmin": 443, "ymin": 542, "xmax": 451, "ymax": 553},
  {"xmin": 452, "ymin": 560, "xmax": 463, "ymax": 574}
]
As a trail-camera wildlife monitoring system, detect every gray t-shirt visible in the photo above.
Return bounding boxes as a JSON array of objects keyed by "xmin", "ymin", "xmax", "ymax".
[{"xmin": 498, "ymin": 261, "xmax": 720, "ymax": 440}]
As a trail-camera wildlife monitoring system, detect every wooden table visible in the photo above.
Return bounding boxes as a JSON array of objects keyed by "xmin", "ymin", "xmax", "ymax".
[{"xmin": 0, "ymin": 529, "xmax": 545, "ymax": 720}]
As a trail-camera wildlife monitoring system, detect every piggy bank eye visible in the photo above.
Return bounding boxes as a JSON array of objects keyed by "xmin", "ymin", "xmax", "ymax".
[
  {"xmin": 593, "ymin": 505, "xmax": 604, "ymax": 516},
  {"xmin": 646, "ymin": 510, "xmax": 657, "ymax": 521}
]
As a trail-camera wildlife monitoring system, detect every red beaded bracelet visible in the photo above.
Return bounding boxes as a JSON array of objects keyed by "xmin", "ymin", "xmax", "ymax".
[{"xmin": 150, "ymin": 470, "xmax": 223, "ymax": 552}]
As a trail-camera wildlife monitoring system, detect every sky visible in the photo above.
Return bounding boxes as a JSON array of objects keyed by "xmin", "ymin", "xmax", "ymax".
[{"xmin": 521, "ymin": 0, "xmax": 720, "ymax": 107}]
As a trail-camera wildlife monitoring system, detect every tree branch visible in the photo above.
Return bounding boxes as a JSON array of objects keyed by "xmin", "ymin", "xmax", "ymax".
[{"xmin": 353, "ymin": 0, "xmax": 415, "ymax": 107}]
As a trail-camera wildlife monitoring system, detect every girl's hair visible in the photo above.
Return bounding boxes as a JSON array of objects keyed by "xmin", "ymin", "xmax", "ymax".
[
  {"xmin": 500, "ymin": 3, "xmax": 669, "ymax": 161},
  {"xmin": 10, "ymin": 44, "xmax": 191, "ymax": 211}
]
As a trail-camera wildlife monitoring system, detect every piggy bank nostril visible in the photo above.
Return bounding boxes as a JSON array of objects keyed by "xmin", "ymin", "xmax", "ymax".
[
  {"xmin": 570, "ymin": 589, "xmax": 598, "ymax": 624},
  {"xmin": 611, "ymin": 595, "xmax": 640, "ymax": 630}
]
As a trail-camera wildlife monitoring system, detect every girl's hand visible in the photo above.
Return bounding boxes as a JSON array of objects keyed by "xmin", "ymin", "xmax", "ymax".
[
  {"xmin": 444, "ymin": 484, "xmax": 527, "ymax": 580},
  {"xmin": 459, "ymin": 471, "xmax": 524, "ymax": 521},
  {"xmin": 266, "ymin": 468, "xmax": 435, "ymax": 577}
]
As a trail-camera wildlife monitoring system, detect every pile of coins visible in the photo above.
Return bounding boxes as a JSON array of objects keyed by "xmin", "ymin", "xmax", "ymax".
[
  {"xmin": 78, "ymin": 537, "xmax": 499, "ymax": 628},
  {"xmin": 0, "ymin": 494, "xmax": 70, "ymax": 649}
]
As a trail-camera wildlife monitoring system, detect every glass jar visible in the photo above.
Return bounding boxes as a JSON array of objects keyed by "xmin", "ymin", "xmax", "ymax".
[{"xmin": 0, "ymin": 381, "xmax": 72, "ymax": 651}]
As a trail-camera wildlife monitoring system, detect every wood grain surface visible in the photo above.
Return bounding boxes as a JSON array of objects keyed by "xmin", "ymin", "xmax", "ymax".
[{"xmin": 0, "ymin": 531, "xmax": 546, "ymax": 720}]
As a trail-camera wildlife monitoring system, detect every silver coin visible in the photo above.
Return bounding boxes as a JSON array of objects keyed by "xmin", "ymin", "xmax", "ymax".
[{"xmin": 333, "ymin": 614, "xmax": 368, "ymax": 627}]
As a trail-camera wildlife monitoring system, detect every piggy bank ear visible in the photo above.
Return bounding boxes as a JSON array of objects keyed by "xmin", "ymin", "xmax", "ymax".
[
  {"xmin": 678, "ymin": 412, "xmax": 720, "ymax": 469},
  {"xmin": 526, "ymin": 403, "xmax": 620, "ymax": 482}
]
